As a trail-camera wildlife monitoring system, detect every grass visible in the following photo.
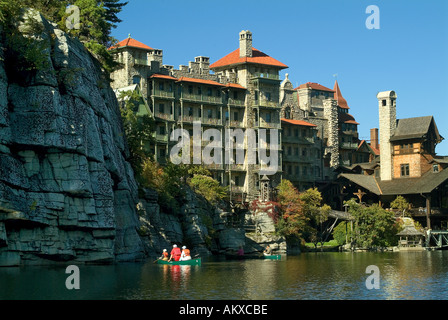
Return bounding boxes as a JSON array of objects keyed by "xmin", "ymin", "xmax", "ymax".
[{"xmin": 305, "ymin": 239, "xmax": 339, "ymax": 248}]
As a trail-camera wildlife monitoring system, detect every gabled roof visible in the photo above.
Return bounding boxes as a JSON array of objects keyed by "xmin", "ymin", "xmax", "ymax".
[
  {"xmin": 281, "ymin": 118, "xmax": 317, "ymax": 127},
  {"xmin": 333, "ymin": 80, "xmax": 349, "ymax": 109},
  {"xmin": 210, "ymin": 48, "xmax": 288, "ymax": 70},
  {"xmin": 390, "ymin": 116, "xmax": 443, "ymax": 142},
  {"xmin": 339, "ymin": 168, "xmax": 448, "ymax": 196},
  {"xmin": 294, "ymin": 82, "xmax": 334, "ymax": 92},
  {"xmin": 109, "ymin": 37, "xmax": 154, "ymax": 51}
]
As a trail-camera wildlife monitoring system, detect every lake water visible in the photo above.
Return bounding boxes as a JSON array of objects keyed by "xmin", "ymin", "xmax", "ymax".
[{"xmin": 1, "ymin": 251, "xmax": 448, "ymax": 300}]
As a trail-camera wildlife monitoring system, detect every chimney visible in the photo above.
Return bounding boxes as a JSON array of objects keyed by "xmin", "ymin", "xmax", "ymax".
[
  {"xmin": 370, "ymin": 128, "xmax": 379, "ymax": 150},
  {"xmin": 239, "ymin": 30, "xmax": 252, "ymax": 58},
  {"xmin": 377, "ymin": 91, "xmax": 397, "ymax": 181}
]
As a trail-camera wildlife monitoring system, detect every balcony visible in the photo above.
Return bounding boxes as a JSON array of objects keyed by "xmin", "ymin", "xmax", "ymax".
[
  {"xmin": 182, "ymin": 115, "xmax": 201, "ymax": 123},
  {"xmin": 228, "ymin": 164, "xmax": 245, "ymax": 171},
  {"xmin": 155, "ymin": 113, "xmax": 173, "ymax": 121},
  {"xmin": 340, "ymin": 142, "xmax": 358, "ymax": 149},
  {"xmin": 254, "ymin": 100, "xmax": 279, "ymax": 108},
  {"xmin": 251, "ymin": 73, "xmax": 280, "ymax": 81},
  {"xmin": 181, "ymin": 93, "xmax": 223, "ymax": 104},
  {"xmin": 152, "ymin": 89, "xmax": 174, "ymax": 99},
  {"xmin": 227, "ymin": 98, "xmax": 245, "ymax": 107},
  {"xmin": 155, "ymin": 134, "xmax": 168, "ymax": 143},
  {"xmin": 282, "ymin": 135, "xmax": 315, "ymax": 145},
  {"xmin": 133, "ymin": 58, "xmax": 148, "ymax": 66},
  {"xmin": 202, "ymin": 117, "xmax": 222, "ymax": 126},
  {"xmin": 258, "ymin": 119, "xmax": 281, "ymax": 129},
  {"xmin": 225, "ymin": 120, "xmax": 244, "ymax": 128}
]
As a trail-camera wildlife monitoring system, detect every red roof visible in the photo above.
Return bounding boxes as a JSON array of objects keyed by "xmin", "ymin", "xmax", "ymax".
[
  {"xmin": 210, "ymin": 48, "xmax": 288, "ymax": 70},
  {"xmin": 294, "ymin": 82, "xmax": 334, "ymax": 92},
  {"xmin": 109, "ymin": 37, "xmax": 153, "ymax": 51},
  {"xmin": 281, "ymin": 118, "xmax": 317, "ymax": 127},
  {"xmin": 225, "ymin": 83, "xmax": 246, "ymax": 90},
  {"xmin": 339, "ymin": 112, "xmax": 360, "ymax": 125},
  {"xmin": 176, "ymin": 77, "xmax": 224, "ymax": 87},
  {"xmin": 150, "ymin": 74, "xmax": 177, "ymax": 81},
  {"xmin": 333, "ymin": 80, "xmax": 349, "ymax": 109}
]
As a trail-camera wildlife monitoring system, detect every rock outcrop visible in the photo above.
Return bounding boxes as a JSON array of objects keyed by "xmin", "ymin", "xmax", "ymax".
[{"xmin": 0, "ymin": 10, "xmax": 144, "ymax": 265}]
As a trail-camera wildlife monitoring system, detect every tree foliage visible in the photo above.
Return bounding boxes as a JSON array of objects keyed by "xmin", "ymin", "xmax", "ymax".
[
  {"xmin": 0, "ymin": 0, "xmax": 127, "ymax": 74},
  {"xmin": 390, "ymin": 195, "xmax": 411, "ymax": 217},
  {"xmin": 344, "ymin": 199, "xmax": 400, "ymax": 248}
]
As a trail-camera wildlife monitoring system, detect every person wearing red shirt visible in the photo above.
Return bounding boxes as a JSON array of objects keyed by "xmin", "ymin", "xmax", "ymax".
[{"xmin": 169, "ymin": 244, "xmax": 182, "ymax": 261}]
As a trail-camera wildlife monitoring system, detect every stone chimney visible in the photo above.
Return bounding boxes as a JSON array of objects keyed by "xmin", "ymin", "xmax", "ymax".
[
  {"xmin": 377, "ymin": 91, "xmax": 397, "ymax": 181},
  {"xmin": 370, "ymin": 128, "xmax": 379, "ymax": 150},
  {"xmin": 239, "ymin": 30, "xmax": 252, "ymax": 58}
]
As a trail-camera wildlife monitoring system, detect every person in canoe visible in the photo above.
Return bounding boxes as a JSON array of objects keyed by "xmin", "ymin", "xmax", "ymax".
[
  {"xmin": 159, "ymin": 249, "xmax": 169, "ymax": 261},
  {"xmin": 179, "ymin": 245, "xmax": 191, "ymax": 261},
  {"xmin": 263, "ymin": 245, "xmax": 272, "ymax": 256},
  {"xmin": 169, "ymin": 244, "xmax": 182, "ymax": 262}
]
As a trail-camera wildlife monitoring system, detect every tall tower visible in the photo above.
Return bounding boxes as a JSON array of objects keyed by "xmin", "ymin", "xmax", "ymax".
[
  {"xmin": 377, "ymin": 90, "xmax": 397, "ymax": 181},
  {"xmin": 239, "ymin": 30, "xmax": 253, "ymax": 58}
]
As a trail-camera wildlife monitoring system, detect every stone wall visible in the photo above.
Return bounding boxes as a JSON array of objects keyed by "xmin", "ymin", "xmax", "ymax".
[{"xmin": 0, "ymin": 10, "xmax": 144, "ymax": 266}]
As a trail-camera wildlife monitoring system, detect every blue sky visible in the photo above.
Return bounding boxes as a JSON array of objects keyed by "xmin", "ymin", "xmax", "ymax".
[{"xmin": 112, "ymin": 0, "xmax": 448, "ymax": 155}]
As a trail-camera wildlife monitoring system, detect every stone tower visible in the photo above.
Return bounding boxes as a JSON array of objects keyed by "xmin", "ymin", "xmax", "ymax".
[
  {"xmin": 239, "ymin": 30, "xmax": 253, "ymax": 58},
  {"xmin": 377, "ymin": 90, "xmax": 397, "ymax": 181}
]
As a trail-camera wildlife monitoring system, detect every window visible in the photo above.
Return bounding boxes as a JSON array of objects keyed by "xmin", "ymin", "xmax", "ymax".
[
  {"xmin": 132, "ymin": 75, "xmax": 141, "ymax": 85},
  {"xmin": 400, "ymin": 164, "xmax": 410, "ymax": 177},
  {"xmin": 255, "ymin": 91, "xmax": 258, "ymax": 101},
  {"xmin": 188, "ymin": 107, "xmax": 193, "ymax": 116},
  {"xmin": 158, "ymin": 104, "xmax": 164, "ymax": 113},
  {"xmin": 188, "ymin": 85, "xmax": 193, "ymax": 94},
  {"xmin": 266, "ymin": 92, "xmax": 271, "ymax": 101},
  {"xmin": 382, "ymin": 99, "xmax": 387, "ymax": 106},
  {"xmin": 207, "ymin": 88, "xmax": 212, "ymax": 96},
  {"xmin": 197, "ymin": 87, "xmax": 202, "ymax": 95},
  {"xmin": 288, "ymin": 146, "xmax": 292, "ymax": 155},
  {"xmin": 233, "ymin": 91, "xmax": 238, "ymax": 100},
  {"xmin": 159, "ymin": 148, "xmax": 166, "ymax": 158},
  {"xmin": 159, "ymin": 82, "xmax": 164, "ymax": 91},
  {"xmin": 208, "ymin": 109, "xmax": 213, "ymax": 119},
  {"xmin": 294, "ymin": 128, "xmax": 299, "ymax": 137},
  {"xmin": 225, "ymin": 111, "xmax": 229, "ymax": 121},
  {"xmin": 266, "ymin": 112, "xmax": 271, "ymax": 123},
  {"xmin": 433, "ymin": 164, "xmax": 439, "ymax": 173},
  {"xmin": 234, "ymin": 111, "xmax": 238, "ymax": 121},
  {"xmin": 159, "ymin": 126, "xmax": 165, "ymax": 135}
]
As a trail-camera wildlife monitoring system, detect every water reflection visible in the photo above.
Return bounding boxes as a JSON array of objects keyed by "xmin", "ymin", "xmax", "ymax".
[{"xmin": 0, "ymin": 252, "xmax": 447, "ymax": 299}]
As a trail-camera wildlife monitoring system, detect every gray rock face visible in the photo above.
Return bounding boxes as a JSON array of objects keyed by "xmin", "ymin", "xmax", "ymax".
[{"xmin": 0, "ymin": 11, "xmax": 144, "ymax": 265}]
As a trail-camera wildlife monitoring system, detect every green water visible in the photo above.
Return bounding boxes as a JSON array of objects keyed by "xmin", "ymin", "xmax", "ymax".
[{"xmin": 1, "ymin": 251, "xmax": 447, "ymax": 300}]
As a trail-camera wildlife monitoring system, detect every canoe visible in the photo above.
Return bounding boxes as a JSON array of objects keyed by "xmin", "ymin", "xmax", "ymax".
[
  {"xmin": 156, "ymin": 258, "xmax": 202, "ymax": 266},
  {"xmin": 263, "ymin": 254, "xmax": 281, "ymax": 260}
]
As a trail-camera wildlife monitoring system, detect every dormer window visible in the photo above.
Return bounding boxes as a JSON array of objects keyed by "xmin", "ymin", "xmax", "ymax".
[{"xmin": 433, "ymin": 164, "xmax": 439, "ymax": 173}]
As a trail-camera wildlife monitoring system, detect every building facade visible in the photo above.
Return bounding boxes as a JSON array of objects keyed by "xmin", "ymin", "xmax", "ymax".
[{"xmin": 109, "ymin": 31, "xmax": 288, "ymax": 202}]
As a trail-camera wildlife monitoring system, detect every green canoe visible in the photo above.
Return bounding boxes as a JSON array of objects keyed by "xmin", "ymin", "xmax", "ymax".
[
  {"xmin": 263, "ymin": 254, "xmax": 281, "ymax": 260},
  {"xmin": 156, "ymin": 258, "xmax": 202, "ymax": 266}
]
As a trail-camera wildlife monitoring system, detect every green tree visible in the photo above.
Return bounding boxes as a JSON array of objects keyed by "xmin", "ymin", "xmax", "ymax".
[
  {"xmin": 1, "ymin": 0, "xmax": 128, "ymax": 74},
  {"xmin": 118, "ymin": 90, "xmax": 155, "ymax": 175},
  {"xmin": 300, "ymin": 188, "xmax": 331, "ymax": 249},
  {"xmin": 275, "ymin": 180, "xmax": 308, "ymax": 243},
  {"xmin": 390, "ymin": 195, "xmax": 411, "ymax": 217},
  {"xmin": 345, "ymin": 199, "xmax": 400, "ymax": 249},
  {"xmin": 188, "ymin": 174, "xmax": 227, "ymax": 205}
]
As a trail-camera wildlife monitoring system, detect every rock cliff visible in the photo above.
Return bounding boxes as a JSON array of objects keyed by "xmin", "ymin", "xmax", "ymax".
[{"xmin": 0, "ymin": 10, "xmax": 144, "ymax": 265}]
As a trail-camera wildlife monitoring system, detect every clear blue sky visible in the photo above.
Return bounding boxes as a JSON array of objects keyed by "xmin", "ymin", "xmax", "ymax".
[{"xmin": 112, "ymin": 0, "xmax": 448, "ymax": 155}]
